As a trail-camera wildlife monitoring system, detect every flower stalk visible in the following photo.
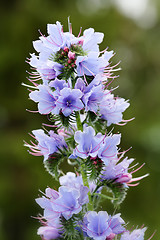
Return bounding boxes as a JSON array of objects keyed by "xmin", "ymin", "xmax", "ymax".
[{"xmin": 24, "ymin": 20, "xmax": 152, "ymax": 240}]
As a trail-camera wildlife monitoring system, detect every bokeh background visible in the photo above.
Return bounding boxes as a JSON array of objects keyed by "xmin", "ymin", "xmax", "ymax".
[{"xmin": 1, "ymin": 0, "xmax": 160, "ymax": 239}]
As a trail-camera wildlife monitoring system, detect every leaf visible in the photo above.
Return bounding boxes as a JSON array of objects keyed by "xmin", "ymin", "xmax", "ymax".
[{"xmin": 44, "ymin": 152, "xmax": 67, "ymax": 180}]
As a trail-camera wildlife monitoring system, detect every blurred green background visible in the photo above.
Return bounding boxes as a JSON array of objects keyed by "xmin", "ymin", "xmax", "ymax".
[{"xmin": 1, "ymin": 0, "xmax": 160, "ymax": 239}]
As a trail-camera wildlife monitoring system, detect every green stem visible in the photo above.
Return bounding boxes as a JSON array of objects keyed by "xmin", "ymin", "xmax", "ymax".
[
  {"xmin": 81, "ymin": 164, "xmax": 93, "ymax": 211},
  {"xmin": 75, "ymin": 111, "xmax": 93, "ymax": 211},
  {"xmin": 75, "ymin": 111, "xmax": 83, "ymax": 131}
]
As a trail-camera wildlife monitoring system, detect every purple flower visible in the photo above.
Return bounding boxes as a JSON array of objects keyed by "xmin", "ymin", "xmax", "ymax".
[
  {"xmin": 51, "ymin": 186, "xmax": 82, "ymax": 220},
  {"xmin": 74, "ymin": 78, "xmax": 86, "ymax": 93},
  {"xmin": 120, "ymin": 227, "xmax": 147, "ymax": 240},
  {"xmin": 37, "ymin": 219, "xmax": 62, "ymax": 240},
  {"xmin": 59, "ymin": 172, "xmax": 89, "ymax": 206},
  {"xmin": 98, "ymin": 50, "xmax": 114, "ymax": 71},
  {"xmin": 30, "ymin": 21, "xmax": 81, "ymax": 82},
  {"xmin": 59, "ymin": 172, "xmax": 98, "ymax": 205},
  {"xmin": 24, "ymin": 129, "xmax": 67, "ymax": 161},
  {"xmin": 101, "ymin": 157, "xmax": 133, "ymax": 184},
  {"xmin": 56, "ymin": 87, "xmax": 84, "ymax": 116},
  {"xmin": 108, "ymin": 213, "xmax": 125, "ymax": 234},
  {"xmin": 29, "ymin": 84, "xmax": 60, "ymax": 115},
  {"xmin": 82, "ymin": 84, "xmax": 104, "ymax": 113},
  {"xmin": 101, "ymin": 157, "xmax": 149, "ymax": 187},
  {"xmin": 59, "ymin": 172, "xmax": 83, "ymax": 188},
  {"xmin": 49, "ymin": 78, "xmax": 67, "ymax": 92},
  {"xmin": 36, "ymin": 188, "xmax": 60, "ymax": 220},
  {"xmin": 36, "ymin": 184, "xmax": 89, "ymax": 223},
  {"xmin": 76, "ymin": 52, "xmax": 99, "ymax": 76},
  {"xmin": 98, "ymin": 134, "xmax": 121, "ymax": 165},
  {"xmin": 33, "ymin": 21, "xmax": 66, "ymax": 54},
  {"xmin": 73, "ymin": 125, "xmax": 104, "ymax": 159},
  {"xmin": 99, "ymin": 90, "xmax": 130, "ymax": 126},
  {"xmin": 29, "ymin": 54, "xmax": 63, "ymax": 83},
  {"xmin": 81, "ymin": 28, "xmax": 104, "ymax": 53},
  {"xmin": 83, "ymin": 211, "xmax": 125, "ymax": 240}
]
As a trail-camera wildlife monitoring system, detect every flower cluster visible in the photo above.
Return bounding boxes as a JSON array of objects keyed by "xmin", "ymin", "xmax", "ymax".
[
  {"xmin": 24, "ymin": 129, "xmax": 67, "ymax": 161},
  {"xmin": 36, "ymin": 173, "xmax": 125, "ymax": 240},
  {"xmin": 27, "ymin": 21, "xmax": 129, "ymax": 125},
  {"xmin": 24, "ymin": 20, "xmax": 153, "ymax": 240}
]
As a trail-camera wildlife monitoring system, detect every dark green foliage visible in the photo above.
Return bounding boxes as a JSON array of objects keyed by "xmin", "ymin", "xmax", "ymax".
[
  {"xmin": 44, "ymin": 150, "xmax": 68, "ymax": 180},
  {"xmin": 60, "ymin": 216, "xmax": 84, "ymax": 240},
  {"xmin": 84, "ymin": 111, "xmax": 109, "ymax": 134},
  {"xmin": 102, "ymin": 180, "xmax": 128, "ymax": 207},
  {"xmin": 50, "ymin": 111, "xmax": 76, "ymax": 130},
  {"xmin": 81, "ymin": 157, "xmax": 104, "ymax": 181},
  {"xmin": 65, "ymin": 134, "xmax": 76, "ymax": 149}
]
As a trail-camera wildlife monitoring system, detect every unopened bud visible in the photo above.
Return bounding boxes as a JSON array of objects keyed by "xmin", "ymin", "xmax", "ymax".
[
  {"xmin": 68, "ymin": 51, "xmax": 75, "ymax": 60},
  {"xmin": 63, "ymin": 47, "xmax": 69, "ymax": 52},
  {"xmin": 117, "ymin": 173, "xmax": 132, "ymax": 184},
  {"xmin": 106, "ymin": 233, "xmax": 116, "ymax": 240}
]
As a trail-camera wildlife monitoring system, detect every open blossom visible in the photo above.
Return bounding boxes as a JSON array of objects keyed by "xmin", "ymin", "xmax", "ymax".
[
  {"xmin": 98, "ymin": 134, "xmax": 121, "ymax": 165},
  {"xmin": 80, "ymin": 27, "xmax": 104, "ymax": 53},
  {"xmin": 51, "ymin": 186, "xmax": 83, "ymax": 220},
  {"xmin": 36, "ymin": 183, "xmax": 89, "ymax": 223},
  {"xmin": 120, "ymin": 227, "xmax": 147, "ymax": 240},
  {"xmin": 99, "ymin": 90, "xmax": 130, "ymax": 126},
  {"xmin": 29, "ymin": 53, "xmax": 63, "ymax": 83},
  {"xmin": 36, "ymin": 188, "xmax": 60, "ymax": 220},
  {"xmin": 37, "ymin": 219, "xmax": 62, "ymax": 240},
  {"xmin": 72, "ymin": 125, "xmax": 104, "ymax": 159},
  {"xmin": 100, "ymin": 157, "xmax": 149, "ymax": 187},
  {"xmin": 59, "ymin": 172, "xmax": 97, "ymax": 203},
  {"xmin": 56, "ymin": 88, "xmax": 84, "ymax": 116},
  {"xmin": 72, "ymin": 125, "xmax": 121, "ymax": 166},
  {"xmin": 24, "ymin": 129, "xmax": 67, "ymax": 161},
  {"xmin": 28, "ymin": 20, "xmax": 114, "ymax": 83},
  {"xmin": 29, "ymin": 82, "xmax": 84, "ymax": 117},
  {"xmin": 83, "ymin": 211, "xmax": 125, "ymax": 240},
  {"xmin": 29, "ymin": 84, "xmax": 60, "ymax": 115},
  {"xmin": 76, "ymin": 52, "xmax": 99, "ymax": 76},
  {"xmin": 82, "ymin": 84, "xmax": 104, "ymax": 112}
]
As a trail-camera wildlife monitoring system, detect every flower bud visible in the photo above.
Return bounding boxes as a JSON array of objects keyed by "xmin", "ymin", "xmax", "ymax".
[
  {"xmin": 106, "ymin": 233, "xmax": 116, "ymax": 240},
  {"xmin": 68, "ymin": 51, "xmax": 75, "ymax": 60},
  {"xmin": 63, "ymin": 47, "xmax": 69, "ymax": 52},
  {"xmin": 117, "ymin": 173, "xmax": 132, "ymax": 184}
]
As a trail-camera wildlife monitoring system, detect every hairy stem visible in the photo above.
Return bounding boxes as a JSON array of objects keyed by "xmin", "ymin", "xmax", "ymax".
[
  {"xmin": 75, "ymin": 111, "xmax": 83, "ymax": 131},
  {"xmin": 76, "ymin": 111, "xmax": 93, "ymax": 211},
  {"xmin": 81, "ymin": 164, "xmax": 93, "ymax": 211}
]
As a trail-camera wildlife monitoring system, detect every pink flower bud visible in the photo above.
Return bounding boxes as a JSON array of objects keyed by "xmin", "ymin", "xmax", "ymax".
[
  {"xmin": 106, "ymin": 233, "xmax": 116, "ymax": 240},
  {"xmin": 68, "ymin": 51, "xmax": 75, "ymax": 60},
  {"xmin": 78, "ymin": 39, "xmax": 84, "ymax": 45},
  {"xmin": 117, "ymin": 173, "xmax": 132, "ymax": 184},
  {"xmin": 63, "ymin": 47, "xmax": 69, "ymax": 52}
]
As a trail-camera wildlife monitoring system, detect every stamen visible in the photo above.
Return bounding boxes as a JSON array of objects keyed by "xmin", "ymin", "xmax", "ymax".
[
  {"xmin": 42, "ymin": 123, "xmax": 58, "ymax": 128},
  {"xmin": 38, "ymin": 29, "xmax": 59, "ymax": 47},
  {"xmin": 130, "ymin": 163, "xmax": 145, "ymax": 174},
  {"xmin": 81, "ymin": 62, "xmax": 95, "ymax": 77},
  {"xmin": 77, "ymin": 27, "xmax": 82, "ymax": 38},
  {"xmin": 21, "ymin": 83, "xmax": 38, "ymax": 89},
  {"xmin": 148, "ymin": 230, "xmax": 156, "ymax": 240},
  {"xmin": 26, "ymin": 109, "xmax": 39, "ymax": 113}
]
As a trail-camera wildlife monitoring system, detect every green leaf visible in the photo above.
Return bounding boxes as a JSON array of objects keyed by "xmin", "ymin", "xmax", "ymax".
[
  {"xmin": 103, "ymin": 181, "xmax": 128, "ymax": 207},
  {"xmin": 44, "ymin": 152, "xmax": 67, "ymax": 180}
]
